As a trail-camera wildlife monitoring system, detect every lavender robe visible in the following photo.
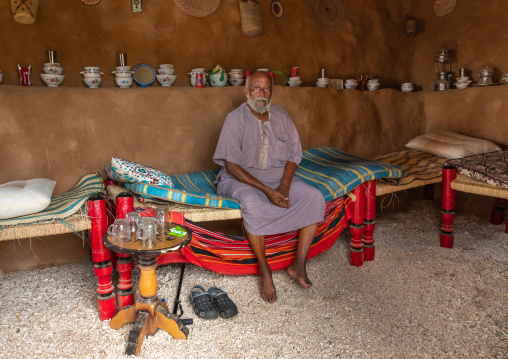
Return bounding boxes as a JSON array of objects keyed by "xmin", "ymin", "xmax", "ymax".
[{"xmin": 213, "ymin": 103, "xmax": 325, "ymax": 236}]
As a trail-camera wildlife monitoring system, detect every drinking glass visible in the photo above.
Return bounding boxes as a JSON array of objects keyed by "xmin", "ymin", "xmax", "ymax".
[{"xmin": 107, "ymin": 219, "xmax": 131, "ymax": 242}]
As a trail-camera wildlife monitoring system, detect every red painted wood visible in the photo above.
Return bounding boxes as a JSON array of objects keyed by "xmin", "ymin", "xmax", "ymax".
[
  {"xmin": 88, "ymin": 197, "xmax": 116, "ymax": 320},
  {"xmin": 350, "ymin": 184, "xmax": 365, "ymax": 267},
  {"xmin": 363, "ymin": 180, "xmax": 376, "ymax": 261},
  {"xmin": 115, "ymin": 194, "xmax": 135, "ymax": 309},
  {"xmin": 490, "ymin": 198, "xmax": 507, "ymax": 225},
  {"xmin": 441, "ymin": 167, "xmax": 456, "ymax": 248}
]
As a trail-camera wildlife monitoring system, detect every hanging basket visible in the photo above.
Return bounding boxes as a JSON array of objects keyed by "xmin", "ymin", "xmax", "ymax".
[
  {"xmin": 10, "ymin": 0, "xmax": 39, "ymax": 25},
  {"xmin": 239, "ymin": 0, "xmax": 263, "ymax": 37}
]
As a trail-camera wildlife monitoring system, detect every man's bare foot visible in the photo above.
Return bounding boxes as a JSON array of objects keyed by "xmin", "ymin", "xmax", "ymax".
[
  {"xmin": 260, "ymin": 270, "xmax": 277, "ymax": 303},
  {"xmin": 287, "ymin": 264, "xmax": 313, "ymax": 288}
]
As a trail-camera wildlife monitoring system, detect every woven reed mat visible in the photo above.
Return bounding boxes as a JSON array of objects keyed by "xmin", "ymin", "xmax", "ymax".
[
  {"xmin": 173, "ymin": 0, "xmax": 220, "ymax": 17},
  {"xmin": 0, "ymin": 173, "xmax": 104, "ymax": 241},
  {"xmin": 311, "ymin": 0, "xmax": 345, "ymax": 28},
  {"xmin": 0, "ymin": 211, "xmax": 91, "ymax": 241},
  {"xmin": 107, "ymin": 185, "xmax": 242, "ymax": 222},
  {"xmin": 451, "ymin": 174, "xmax": 508, "ymax": 200},
  {"xmin": 373, "ymin": 149, "xmax": 447, "ymax": 196}
]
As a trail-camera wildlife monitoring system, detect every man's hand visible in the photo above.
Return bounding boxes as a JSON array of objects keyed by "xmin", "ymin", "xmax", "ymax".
[{"xmin": 266, "ymin": 186, "xmax": 290, "ymax": 208}]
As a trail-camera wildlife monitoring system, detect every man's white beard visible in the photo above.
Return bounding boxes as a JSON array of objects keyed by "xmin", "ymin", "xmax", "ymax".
[{"xmin": 247, "ymin": 95, "xmax": 271, "ymax": 114}]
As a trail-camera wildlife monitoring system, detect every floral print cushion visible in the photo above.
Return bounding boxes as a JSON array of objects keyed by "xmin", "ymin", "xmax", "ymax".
[{"xmin": 107, "ymin": 157, "xmax": 174, "ymax": 188}]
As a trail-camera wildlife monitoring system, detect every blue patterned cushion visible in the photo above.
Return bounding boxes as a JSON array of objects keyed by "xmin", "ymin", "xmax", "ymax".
[
  {"xmin": 108, "ymin": 157, "xmax": 174, "ymax": 188},
  {"xmin": 124, "ymin": 148, "xmax": 404, "ymax": 208}
]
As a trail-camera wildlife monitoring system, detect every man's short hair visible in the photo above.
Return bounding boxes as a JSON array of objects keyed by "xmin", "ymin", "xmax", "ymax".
[{"xmin": 245, "ymin": 71, "xmax": 274, "ymax": 90}]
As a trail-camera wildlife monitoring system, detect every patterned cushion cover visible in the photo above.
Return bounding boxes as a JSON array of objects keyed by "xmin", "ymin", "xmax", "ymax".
[
  {"xmin": 406, "ymin": 131, "xmax": 501, "ymax": 159},
  {"xmin": 0, "ymin": 179, "xmax": 56, "ymax": 219},
  {"xmin": 124, "ymin": 147, "xmax": 404, "ymax": 208},
  {"xmin": 108, "ymin": 157, "xmax": 174, "ymax": 188},
  {"xmin": 446, "ymin": 150, "xmax": 508, "ymax": 189}
]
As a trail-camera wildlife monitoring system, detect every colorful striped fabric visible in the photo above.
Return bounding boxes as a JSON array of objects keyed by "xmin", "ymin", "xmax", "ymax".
[
  {"xmin": 158, "ymin": 197, "xmax": 352, "ymax": 275},
  {"xmin": 126, "ymin": 147, "xmax": 404, "ymax": 208},
  {"xmin": 0, "ymin": 173, "xmax": 105, "ymax": 227}
]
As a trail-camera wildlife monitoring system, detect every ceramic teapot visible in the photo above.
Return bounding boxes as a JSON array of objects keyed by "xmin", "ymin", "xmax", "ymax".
[{"xmin": 208, "ymin": 65, "xmax": 228, "ymax": 87}]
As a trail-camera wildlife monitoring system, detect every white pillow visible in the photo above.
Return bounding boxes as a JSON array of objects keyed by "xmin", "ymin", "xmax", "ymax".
[
  {"xmin": 406, "ymin": 131, "xmax": 502, "ymax": 159},
  {"xmin": 0, "ymin": 179, "xmax": 56, "ymax": 219}
]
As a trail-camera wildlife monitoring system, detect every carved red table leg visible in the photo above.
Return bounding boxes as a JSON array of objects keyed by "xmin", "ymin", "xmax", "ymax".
[
  {"xmin": 490, "ymin": 198, "xmax": 507, "ymax": 225},
  {"xmin": 363, "ymin": 180, "xmax": 376, "ymax": 261},
  {"xmin": 350, "ymin": 183, "xmax": 365, "ymax": 267},
  {"xmin": 441, "ymin": 166, "xmax": 456, "ymax": 248},
  {"xmin": 87, "ymin": 195, "xmax": 116, "ymax": 321},
  {"xmin": 115, "ymin": 193, "xmax": 135, "ymax": 310}
]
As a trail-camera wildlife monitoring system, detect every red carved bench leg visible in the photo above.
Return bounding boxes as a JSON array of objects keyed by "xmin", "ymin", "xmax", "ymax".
[
  {"xmin": 441, "ymin": 166, "xmax": 456, "ymax": 248},
  {"xmin": 115, "ymin": 193, "xmax": 136, "ymax": 310},
  {"xmin": 490, "ymin": 198, "xmax": 507, "ymax": 225},
  {"xmin": 350, "ymin": 183, "xmax": 365, "ymax": 267},
  {"xmin": 363, "ymin": 180, "xmax": 376, "ymax": 261},
  {"xmin": 88, "ymin": 196, "xmax": 116, "ymax": 321},
  {"xmin": 423, "ymin": 184, "xmax": 435, "ymax": 200}
]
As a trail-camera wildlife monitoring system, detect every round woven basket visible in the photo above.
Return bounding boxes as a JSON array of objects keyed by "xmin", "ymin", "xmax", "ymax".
[
  {"xmin": 239, "ymin": 0, "xmax": 263, "ymax": 37},
  {"xmin": 311, "ymin": 0, "xmax": 345, "ymax": 28},
  {"xmin": 10, "ymin": 0, "xmax": 39, "ymax": 24},
  {"xmin": 173, "ymin": 0, "xmax": 221, "ymax": 17}
]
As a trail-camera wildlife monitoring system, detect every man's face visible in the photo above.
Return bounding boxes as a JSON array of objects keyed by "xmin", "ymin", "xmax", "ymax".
[{"xmin": 244, "ymin": 72, "xmax": 273, "ymax": 114}]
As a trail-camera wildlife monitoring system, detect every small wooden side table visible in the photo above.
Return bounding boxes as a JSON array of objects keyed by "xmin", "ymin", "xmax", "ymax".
[{"xmin": 103, "ymin": 224, "xmax": 192, "ymax": 356}]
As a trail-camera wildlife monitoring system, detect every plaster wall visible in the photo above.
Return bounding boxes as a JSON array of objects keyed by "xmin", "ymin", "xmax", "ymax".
[
  {"xmin": 408, "ymin": 0, "xmax": 508, "ymax": 90},
  {"xmin": 0, "ymin": 0, "xmax": 412, "ymax": 88}
]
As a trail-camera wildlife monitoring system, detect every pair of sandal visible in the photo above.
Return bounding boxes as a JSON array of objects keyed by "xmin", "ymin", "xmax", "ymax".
[{"xmin": 190, "ymin": 285, "xmax": 238, "ymax": 319}]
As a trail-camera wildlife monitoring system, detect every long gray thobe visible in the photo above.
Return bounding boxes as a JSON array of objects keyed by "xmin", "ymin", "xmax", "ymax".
[{"xmin": 213, "ymin": 103, "xmax": 325, "ymax": 236}]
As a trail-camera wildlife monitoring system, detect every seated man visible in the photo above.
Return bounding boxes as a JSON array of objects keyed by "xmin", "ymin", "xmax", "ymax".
[{"xmin": 213, "ymin": 71, "xmax": 325, "ymax": 303}]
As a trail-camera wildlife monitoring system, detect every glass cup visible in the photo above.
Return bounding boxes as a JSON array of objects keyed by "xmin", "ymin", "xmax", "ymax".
[
  {"xmin": 137, "ymin": 217, "xmax": 157, "ymax": 248},
  {"xmin": 107, "ymin": 219, "xmax": 131, "ymax": 242},
  {"xmin": 125, "ymin": 212, "xmax": 142, "ymax": 239},
  {"xmin": 154, "ymin": 206, "xmax": 171, "ymax": 234}
]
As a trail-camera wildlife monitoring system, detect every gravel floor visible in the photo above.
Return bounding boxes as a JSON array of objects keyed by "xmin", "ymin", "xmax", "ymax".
[{"xmin": 1, "ymin": 200, "xmax": 507, "ymax": 359}]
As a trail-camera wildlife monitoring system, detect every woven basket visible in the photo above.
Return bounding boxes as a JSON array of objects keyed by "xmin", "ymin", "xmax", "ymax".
[
  {"xmin": 10, "ymin": 0, "xmax": 39, "ymax": 24},
  {"xmin": 239, "ymin": 0, "xmax": 263, "ymax": 37}
]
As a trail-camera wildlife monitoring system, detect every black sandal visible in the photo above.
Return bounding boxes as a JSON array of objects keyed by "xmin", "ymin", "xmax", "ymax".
[
  {"xmin": 208, "ymin": 287, "xmax": 238, "ymax": 319},
  {"xmin": 190, "ymin": 285, "xmax": 218, "ymax": 319}
]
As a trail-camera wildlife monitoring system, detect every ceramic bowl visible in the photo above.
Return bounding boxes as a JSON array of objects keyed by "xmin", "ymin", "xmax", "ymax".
[
  {"xmin": 115, "ymin": 77, "xmax": 133, "ymax": 88},
  {"xmin": 81, "ymin": 72, "xmax": 104, "ymax": 78},
  {"xmin": 84, "ymin": 67, "xmax": 100, "ymax": 72},
  {"xmin": 366, "ymin": 82, "xmax": 380, "ymax": 91},
  {"xmin": 116, "ymin": 66, "xmax": 131, "ymax": 72},
  {"xmin": 257, "ymin": 68, "xmax": 269, "ymax": 72},
  {"xmin": 158, "ymin": 68, "xmax": 175, "ymax": 75},
  {"xmin": 456, "ymin": 77, "xmax": 470, "ymax": 83},
  {"xmin": 289, "ymin": 81, "xmax": 302, "ymax": 87},
  {"xmin": 401, "ymin": 82, "xmax": 413, "ymax": 87},
  {"xmin": 230, "ymin": 69, "xmax": 243, "ymax": 74},
  {"xmin": 455, "ymin": 81, "xmax": 472, "ymax": 89},
  {"xmin": 156, "ymin": 74, "xmax": 177, "ymax": 86},
  {"xmin": 316, "ymin": 82, "xmax": 328, "ymax": 88},
  {"xmin": 44, "ymin": 63, "xmax": 60, "ymax": 67},
  {"xmin": 228, "ymin": 73, "xmax": 244, "ymax": 79},
  {"xmin": 289, "ymin": 77, "xmax": 301, "ymax": 81},
  {"xmin": 83, "ymin": 77, "xmax": 102, "ymax": 88},
  {"xmin": 191, "ymin": 68, "xmax": 205, "ymax": 73},
  {"xmin": 345, "ymin": 83, "xmax": 358, "ymax": 89},
  {"xmin": 160, "ymin": 64, "xmax": 174, "ymax": 69},
  {"xmin": 345, "ymin": 79, "xmax": 357, "ymax": 83},
  {"xmin": 368, "ymin": 79, "xmax": 379, "ymax": 83},
  {"xmin": 113, "ymin": 71, "xmax": 133, "ymax": 78},
  {"xmin": 501, "ymin": 77, "xmax": 508, "ymax": 83},
  {"xmin": 43, "ymin": 66, "xmax": 63, "ymax": 75},
  {"xmin": 401, "ymin": 87, "xmax": 414, "ymax": 93},
  {"xmin": 229, "ymin": 78, "xmax": 245, "ymax": 86},
  {"xmin": 40, "ymin": 74, "xmax": 65, "ymax": 87}
]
